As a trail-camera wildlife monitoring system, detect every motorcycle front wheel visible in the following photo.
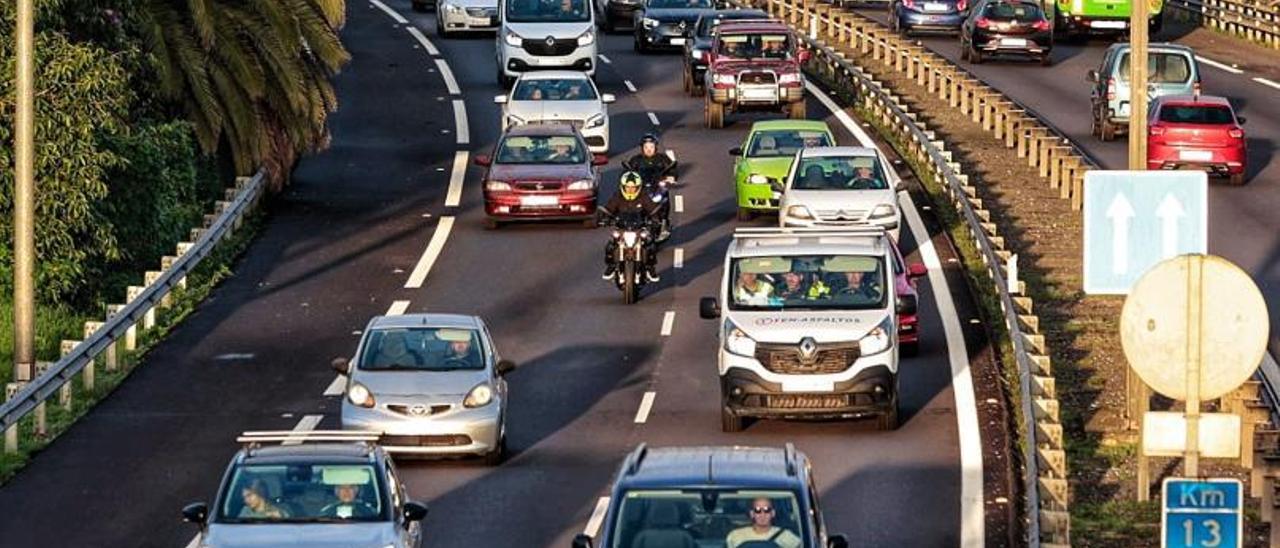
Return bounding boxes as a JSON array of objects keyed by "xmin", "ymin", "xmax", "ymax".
[{"xmin": 622, "ymin": 260, "xmax": 638, "ymax": 304}]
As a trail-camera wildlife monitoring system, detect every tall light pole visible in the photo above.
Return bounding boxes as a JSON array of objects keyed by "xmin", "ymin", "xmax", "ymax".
[
  {"xmin": 1128, "ymin": 0, "xmax": 1150, "ymax": 172},
  {"xmin": 13, "ymin": 0, "xmax": 36, "ymax": 383}
]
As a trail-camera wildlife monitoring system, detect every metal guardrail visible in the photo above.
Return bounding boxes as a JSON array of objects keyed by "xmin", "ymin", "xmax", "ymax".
[
  {"xmin": 1, "ymin": 171, "xmax": 265, "ymax": 448},
  {"xmin": 747, "ymin": 0, "xmax": 1073, "ymax": 544},
  {"xmin": 1167, "ymin": 0, "xmax": 1280, "ymax": 49}
]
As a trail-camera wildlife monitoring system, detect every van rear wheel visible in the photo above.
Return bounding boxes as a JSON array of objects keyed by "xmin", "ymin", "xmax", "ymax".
[
  {"xmin": 721, "ymin": 405, "xmax": 744, "ymax": 432},
  {"xmin": 876, "ymin": 405, "xmax": 899, "ymax": 431}
]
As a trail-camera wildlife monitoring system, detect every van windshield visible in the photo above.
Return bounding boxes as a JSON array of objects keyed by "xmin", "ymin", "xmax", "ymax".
[
  {"xmin": 730, "ymin": 254, "xmax": 887, "ymax": 310},
  {"xmin": 610, "ymin": 489, "xmax": 811, "ymax": 548},
  {"xmin": 1118, "ymin": 52, "xmax": 1193, "ymax": 84},
  {"xmin": 505, "ymin": 0, "xmax": 590, "ymax": 23}
]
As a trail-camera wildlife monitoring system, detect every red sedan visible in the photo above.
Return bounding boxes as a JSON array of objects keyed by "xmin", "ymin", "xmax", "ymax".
[
  {"xmin": 474, "ymin": 123, "xmax": 607, "ymax": 228},
  {"xmin": 891, "ymin": 236, "xmax": 927, "ymax": 356},
  {"xmin": 1147, "ymin": 94, "xmax": 1248, "ymax": 185}
]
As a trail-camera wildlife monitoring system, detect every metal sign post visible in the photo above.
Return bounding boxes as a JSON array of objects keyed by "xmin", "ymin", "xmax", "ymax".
[{"xmin": 1184, "ymin": 255, "xmax": 1202, "ymax": 476}]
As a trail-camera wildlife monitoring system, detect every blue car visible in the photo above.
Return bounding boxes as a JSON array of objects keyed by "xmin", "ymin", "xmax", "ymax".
[{"xmin": 888, "ymin": 0, "xmax": 968, "ymax": 35}]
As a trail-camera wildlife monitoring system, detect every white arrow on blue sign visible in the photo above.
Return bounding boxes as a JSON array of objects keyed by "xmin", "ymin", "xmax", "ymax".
[
  {"xmin": 1083, "ymin": 171, "xmax": 1208, "ymax": 294},
  {"xmin": 1162, "ymin": 478, "xmax": 1242, "ymax": 548}
]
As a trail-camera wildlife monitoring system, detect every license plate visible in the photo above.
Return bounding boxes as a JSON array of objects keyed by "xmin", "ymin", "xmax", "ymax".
[
  {"xmin": 781, "ymin": 378, "xmax": 835, "ymax": 393},
  {"xmin": 520, "ymin": 195, "xmax": 559, "ymax": 207},
  {"xmin": 923, "ymin": 2, "xmax": 948, "ymax": 11},
  {"xmin": 1091, "ymin": 20, "xmax": 1127, "ymax": 29},
  {"xmin": 1179, "ymin": 150, "xmax": 1213, "ymax": 162},
  {"xmin": 669, "ymin": 37, "xmax": 686, "ymax": 45},
  {"xmin": 1000, "ymin": 38, "xmax": 1028, "ymax": 47}
]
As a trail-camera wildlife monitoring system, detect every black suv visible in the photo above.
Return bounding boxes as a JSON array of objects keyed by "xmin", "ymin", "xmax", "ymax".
[{"xmin": 573, "ymin": 444, "xmax": 849, "ymax": 548}]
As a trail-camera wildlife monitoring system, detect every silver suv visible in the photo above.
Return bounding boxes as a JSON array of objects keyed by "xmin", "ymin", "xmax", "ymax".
[
  {"xmin": 1088, "ymin": 42, "xmax": 1201, "ymax": 141},
  {"xmin": 496, "ymin": 0, "xmax": 598, "ymax": 86},
  {"xmin": 337, "ymin": 314, "xmax": 514, "ymax": 464}
]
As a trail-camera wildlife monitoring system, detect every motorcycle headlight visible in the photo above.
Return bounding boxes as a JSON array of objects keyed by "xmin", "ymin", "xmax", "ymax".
[
  {"xmin": 858, "ymin": 317, "xmax": 894, "ymax": 356},
  {"xmin": 748, "ymin": 174, "xmax": 770, "ymax": 185},
  {"xmin": 622, "ymin": 231, "xmax": 639, "ymax": 247},
  {"xmin": 779, "ymin": 73, "xmax": 803, "ymax": 85},
  {"xmin": 585, "ymin": 113, "xmax": 605, "ymax": 129},
  {"xmin": 567, "ymin": 179, "xmax": 594, "ymax": 190},
  {"xmin": 347, "ymin": 382, "xmax": 375, "ymax": 408},
  {"xmin": 869, "ymin": 204, "xmax": 897, "ymax": 219},
  {"xmin": 786, "ymin": 205, "xmax": 814, "ymax": 220},
  {"xmin": 577, "ymin": 30, "xmax": 595, "ymax": 46},
  {"xmin": 464, "ymin": 383, "xmax": 494, "ymax": 408},
  {"xmin": 643, "ymin": 17, "xmax": 659, "ymax": 28},
  {"xmin": 504, "ymin": 30, "xmax": 523, "ymax": 47},
  {"xmin": 485, "ymin": 180, "xmax": 512, "ymax": 191},
  {"xmin": 714, "ymin": 73, "xmax": 736, "ymax": 85},
  {"xmin": 723, "ymin": 319, "xmax": 757, "ymax": 357}
]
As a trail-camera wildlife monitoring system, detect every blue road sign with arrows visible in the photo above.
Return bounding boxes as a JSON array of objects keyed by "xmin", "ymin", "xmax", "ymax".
[
  {"xmin": 1083, "ymin": 171, "xmax": 1208, "ymax": 294},
  {"xmin": 1162, "ymin": 478, "xmax": 1242, "ymax": 548}
]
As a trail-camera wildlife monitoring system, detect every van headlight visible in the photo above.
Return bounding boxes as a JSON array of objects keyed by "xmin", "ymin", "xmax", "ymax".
[
  {"xmin": 577, "ymin": 30, "xmax": 595, "ymax": 46},
  {"xmin": 464, "ymin": 383, "xmax": 494, "ymax": 408},
  {"xmin": 786, "ymin": 205, "xmax": 814, "ymax": 220},
  {"xmin": 567, "ymin": 179, "xmax": 594, "ymax": 190},
  {"xmin": 585, "ymin": 113, "xmax": 605, "ymax": 129},
  {"xmin": 643, "ymin": 17, "xmax": 659, "ymax": 28},
  {"xmin": 723, "ymin": 319, "xmax": 757, "ymax": 357},
  {"xmin": 858, "ymin": 317, "xmax": 894, "ymax": 356},
  {"xmin": 504, "ymin": 30, "xmax": 523, "ymax": 47},
  {"xmin": 347, "ymin": 382, "xmax": 375, "ymax": 408},
  {"xmin": 868, "ymin": 204, "xmax": 897, "ymax": 219}
]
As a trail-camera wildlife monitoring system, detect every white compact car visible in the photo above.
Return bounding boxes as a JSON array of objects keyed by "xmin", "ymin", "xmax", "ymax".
[
  {"xmin": 436, "ymin": 0, "xmax": 500, "ymax": 37},
  {"xmin": 494, "ymin": 71, "xmax": 614, "ymax": 153},
  {"xmin": 496, "ymin": 0, "xmax": 597, "ymax": 86},
  {"xmin": 778, "ymin": 146, "xmax": 903, "ymax": 241}
]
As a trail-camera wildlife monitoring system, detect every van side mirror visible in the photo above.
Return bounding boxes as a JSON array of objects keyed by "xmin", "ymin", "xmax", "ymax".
[
  {"xmin": 331, "ymin": 357, "xmax": 350, "ymax": 375},
  {"xmin": 1086, "ymin": 69, "xmax": 1099, "ymax": 83},
  {"xmin": 699, "ymin": 297, "xmax": 720, "ymax": 319},
  {"xmin": 182, "ymin": 502, "xmax": 209, "ymax": 525},
  {"xmin": 592, "ymin": 154, "xmax": 609, "ymax": 166},
  {"xmin": 572, "ymin": 534, "xmax": 594, "ymax": 548},
  {"xmin": 729, "ymin": 146, "xmax": 743, "ymax": 156},
  {"xmin": 601, "ymin": 93, "xmax": 616, "ymax": 104},
  {"xmin": 828, "ymin": 534, "xmax": 849, "ymax": 548},
  {"xmin": 908, "ymin": 263, "xmax": 927, "ymax": 279},
  {"xmin": 403, "ymin": 501, "xmax": 429, "ymax": 523},
  {"xmin": 497, "ymin": 359, "xmax": 517, "ymax": 375},
  {"xmin": 474, "ymin": 154, "xmax": 493, "ymax": 167}
]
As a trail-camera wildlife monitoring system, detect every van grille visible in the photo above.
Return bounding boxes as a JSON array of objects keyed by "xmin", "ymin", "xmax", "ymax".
[
  {"xmin": 754, "ymin": 342, "xmax": 859, "ymax": 375},
  {"xmin": 522, "ymin": 37, "xmax": 578, "ymax": 56}
]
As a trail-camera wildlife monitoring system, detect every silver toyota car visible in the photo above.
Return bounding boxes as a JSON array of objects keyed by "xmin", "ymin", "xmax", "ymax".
[{"xmin": 337, "ymin": 314, "xmax": 513, "ymax": 464}]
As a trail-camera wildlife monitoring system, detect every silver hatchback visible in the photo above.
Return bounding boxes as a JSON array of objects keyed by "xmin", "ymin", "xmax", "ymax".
[{"xmin": 337, "ymin": 314, "xmax": 513, "ymax": 464}]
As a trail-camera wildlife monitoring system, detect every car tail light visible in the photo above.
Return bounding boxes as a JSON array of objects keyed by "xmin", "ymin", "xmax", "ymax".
[
  {"xmin": 975, "ymin": 17, "xmax": 991, "ymax": 29},
  {"xmin": 1033, "ymin": 19, "xmax": 1050, "ymax": 31},
  {"xmin": 1149, "ymin": 125, "xmax": 1165, "ymax": 137},
  {"xmin": 1228, "ymin": 128, "xmax": 1244, "ymax": 139},
  {"xmin": 1192, "ymin": 81, "xmax": 1202, "ymax": 99},
  {"xmin": 1106, "ymin": 77, "xmax": 1116, "ymax": 101},
  {"xmin": 956, "ymin": 0, "xmax": 967, "ymax": 10},
  {"xmin": 903, "ymin": 0, "xmax": 917, "ymax": 8}
]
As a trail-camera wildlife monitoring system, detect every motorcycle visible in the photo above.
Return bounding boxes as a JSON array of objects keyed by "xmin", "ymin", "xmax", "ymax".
[{"xmin": 601, "ymin": 210, "xmax": 656, "ymax": 304}]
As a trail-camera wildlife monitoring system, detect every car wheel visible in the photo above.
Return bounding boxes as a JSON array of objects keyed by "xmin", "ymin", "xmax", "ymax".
[
  {"xmin": 483, "ymin": 435, "xmax": 505, "ymax": 466},
  {"xmin": 436, "ymin": 13, "xmax": 451, "ymax": 38},
  {"xmin": 683, "ymin": 67, "xmax": 692, "ymax": 93},
  {"xmin": 969, "ymin": 44, "xmax": 983, "ymax": 64},
  {"xmin": 736, "ymin": 207, "xmax": 753, "ymax": 222},
  {"xmin": 602, "ymin": 14, "xmax": 615, "ymax": 33},
  {"xmin": 1099, "ymin": 117, "xmax": 1116, "ymax": 142},
  {"xmin": 1229, "ymin": 172, "xmax": 1247, "ymax": 186},
  {"xmin": 788, "ymin": 100, "xmax": 806, "ymax": 120},
  {"xmin": 1040, "ymin": 52, "xmax": 1054, "ymax": 66},
  {"xmin": 484, "ymin": 217, "xmax": 502, "ymax": 230},
  {"xmin": 583, "ymin": 216, "xmax": 598, "ymax": 228},
  {"xmin": 901, "ymin": 341, "xmax": 920, "ymax": 357},
  {"xmin": 634, "ymin": 34, "xmax": 646, "ymax": 53},
  {"xmin": 705, "ymin": 98, "xmax": 725, "ymax": 129},
  {"xmin": 959, "ymin": 39, "xmax": 970, "ymax": 61},
  {"xmin": 876, "ymin": 404, "xmax": 899, "ymax": 431},
  {"xmin": 721, "ymin": 405, "xmax": 744, "ymax": 433}
]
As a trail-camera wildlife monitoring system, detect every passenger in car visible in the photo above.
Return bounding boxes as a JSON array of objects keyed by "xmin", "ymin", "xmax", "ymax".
[{"xmin": 238, "ymin": 479, "xmax": 287, "ymax": 519}]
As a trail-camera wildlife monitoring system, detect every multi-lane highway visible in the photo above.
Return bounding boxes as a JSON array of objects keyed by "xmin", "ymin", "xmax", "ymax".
[{"xmin": 0, "ymin": 2, "xmax": 999, "ymax": 546}]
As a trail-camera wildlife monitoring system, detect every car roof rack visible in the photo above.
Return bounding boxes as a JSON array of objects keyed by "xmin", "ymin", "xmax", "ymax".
[
  {"xmin": 733, "ymin": 226, "xmax": 886, "ymax": 237},
  {"xmin": 624, "ymin": 442, "xmax": 650, "ymax": 476},
  {"xmin": 237, "ymin": 430, "xmax": 381, "ymax": 447},
  {"xmin": 783, "ymin": 443, "xmax": 798, "ymax": 477}
]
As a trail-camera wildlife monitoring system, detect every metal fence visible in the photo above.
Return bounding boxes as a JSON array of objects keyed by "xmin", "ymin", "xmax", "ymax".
[
  {"xmin": 1, "ymin": 171, "xmax": 266, "ymax": 451},
  {"xmin": 1167, "ymin": 0, "xmax": 1280, "ymax": 48}
]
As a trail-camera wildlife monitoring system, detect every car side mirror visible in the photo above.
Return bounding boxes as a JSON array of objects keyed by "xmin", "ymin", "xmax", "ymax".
[
  {"xmin": 474, "ymin": 154, "xmax": 493, "ymax": 167},
  {"xmin": 769, "ymin": 180, "xmax": 785, "ymax": 193},
  {"xmin": 828, "ymin": 534, "xmax": 849, "ymax": 548},
  {"xmin": 601, "ymin": 93, "xmax": 616, "ymax": 104},
  {"xmin": 182, "ymin": 502, "xmax": 209, "ymax": 525},
  {"xmin": 592, "ymin": 154, "xmax": 609, "ymax": 166},
  {"xmin": 797, "ymin": 48, "xmax": 812, "ymax": 64},
  {"xmin": 572, "ymin": 534, "xmax": 594, "ymax": 548},
  {"xmin": 1237, "ymin": 116, "xmax": 1247, "ymax": 125},
  {"xmin": 699, "ymin": 297, "xmax": 720, "ymax": 319},
  {"xmin": 497, "ymin": 359, "xmax": 517, "ymax": 375},
  {"xmin": 1086, "ymin": 69, "xmax": 1099, "ymax": 83},
  {"xmin": 403, "ymin": 501, "xmax": 429, "ymax": 523},
  {"xmin": 331, "ymin": 357, "xmax": 350, "ymax": 375},
  {"xmin": 493, "ymin": 95, "xmax": 509, "ymax": 104},
  {"xmin": 729, "ymin": 146, "xmax": 743, "ymax": 156},
  {"xmin": 895, "ymin": 180, "xmax": 906, "ymax": 192},
  {"xmin": 908, "ymin": 263, "xmax": 928, "ymax": 279}
]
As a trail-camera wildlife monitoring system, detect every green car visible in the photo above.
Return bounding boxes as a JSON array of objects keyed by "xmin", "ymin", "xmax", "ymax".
[{"xmin": 730, "ymin": 120, "xmax": 836, "ymax": 221}]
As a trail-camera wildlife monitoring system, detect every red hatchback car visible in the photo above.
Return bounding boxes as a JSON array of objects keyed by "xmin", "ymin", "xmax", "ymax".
[
  {"xmin": 891, "ymin": 236, "xmax": 928, "ymax": 356},
  {"xmin": 1147, "ymin": 94, "xmax": 1248, "ymax": 185},
  {"xmin": 474, "ymin": 123, "xmax": 607, "ymax": 228}
]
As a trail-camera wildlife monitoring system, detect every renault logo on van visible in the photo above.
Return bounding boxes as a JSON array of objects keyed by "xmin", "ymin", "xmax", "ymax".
[
  {"xmin": 545, "ymin": 36, "xmax": 556, "ymax": 46},
  {"xmin": 798, "ymin": 337, "xmax": 818, "ymax": 363}
]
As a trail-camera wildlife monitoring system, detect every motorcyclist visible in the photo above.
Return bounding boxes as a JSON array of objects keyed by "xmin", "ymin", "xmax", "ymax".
[
  {"xmin": 623, "ymin": 133, "xmax": 676, "ymax": 239},
  {"xmin": 599, "ymin": 171, "xmax": 662, "ymax": 283}
]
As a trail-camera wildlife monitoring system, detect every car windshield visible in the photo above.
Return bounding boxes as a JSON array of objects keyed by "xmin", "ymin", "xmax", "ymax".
[
  {"xmin": 791, "ymin": 155, "xmax": 887, "ymax": 190},
  {"xmin": 730, "ymin": 254, "xmax": 888, "ymax": 310},
  {"xmin": 747, "ymin": 129, "xmax": 832, "ymax": 158},
  {"xmin": 1118, "ymin": 52, "xmax": 1192, "ymax": 84},
  {"xmin": 513, "ymin": 78, "xmax": 598, "ymax": 101},
  {"xmin": 496, "ymin": 135, "xmax": 586, "ymax": 164},
  {"xmin": 610, "ymin": 489, "xmax": 810, "ymax": 548},
  {"xmin": 218, "ymin": 463, "xmax": 386, "ymax": 523},
  {"xmin": 504, "ymin": 0, "xmax": 589, "ymax": 23},
  {"xmin": 983, "ymin": 2, "xmax": 1042, "ymax": 22},
  {"xmin": 359, "ymin": 327, "xmax": 485, "ymax": 371},
  {"xmin": 717, "ymin": 33, "xmax": 792, "ymax": 59},
  {"xmin": 1158, "ymin": 104, "xmax": 1235, "ymax": 124},
  {"xmin": 649, "ymin": 0, "xmax": 714, "ymax": 8}
]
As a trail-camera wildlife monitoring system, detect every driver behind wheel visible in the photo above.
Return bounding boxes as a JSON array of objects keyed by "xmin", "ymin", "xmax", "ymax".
[
  {"xmin": 322, "ymin": 483, "xmax": 378, "ymax": 520},
  {"xmin": 436, "ymin": 329, "xmax": 479, "ymax": 368},
  {"xmin": 725, "ymin": 497, "xmax": 801, "ymax": 548}
]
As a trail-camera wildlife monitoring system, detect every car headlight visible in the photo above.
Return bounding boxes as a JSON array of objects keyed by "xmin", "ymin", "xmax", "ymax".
[
  {"xmin": 643, "ymin": 17, "xmax": 659, "ymax": 28},
  {"xmin": 747, "ymin": 173, "xmax": 770, "ymax": 185},
  {"xmin": 869, "ymin": 204, "xmax": 897, "ymax": 219},
  {"xmin": 347, "ymin": 382, "xmax": 375, "ymax": 408},
  {"xmin": 713, "ymin": 73, "xmax": 736, "ymax": 85},
  {"xmin": 504, "ymin": 30, "xmax": 523, "ymax": 47},
  {"xmin": 858, "ymin": 317, "xmax": 894, "ymax": 356},
  {"xmin": 577, "ymin": 30, "xmax": 595, "ymax": 46},
  {"xmin": 567, "ymin": 178, "xmax": 594, "ymax": 190},
  {"xmin": 445, "ymin": 3, "xmax": 464, "ymax": 13},
  {"xmin": 786, "ymin": 205, "xmax": 814, "ymax": 220},
  {"xmin": 779, "ymin": 73, "xmax": 803, "ymax": 85},
  {"xmin": 464, "ymin": 383, "xmax": 494, "ymax": 408},
  {"xmin": 691, "ymin": 49, "xmax": 705, "ymax": 61},
  {"xmin": 723, "ymin": 319, "xmax": 757, "ymax": 357},
  {"xmin": 485, "ymin": 180, "xmax": 512, "ymax": 191},
  {"xmin": 585, "ymin": 113, "xmax": 605, "ymax": 129}
]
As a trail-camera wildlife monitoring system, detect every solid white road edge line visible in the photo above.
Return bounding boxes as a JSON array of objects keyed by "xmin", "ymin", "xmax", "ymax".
[
  {"xmin": 674, "ymin": 248, "xmax": 684, "ymax": 269},
  {"xmin": 185, "ymin": 533, "xmax": 201, "ymax": 548},
  {"xmin": 584, "ymin": 496, "xmax": 611, "ymax": 537},
  {"xmin": 634, "ymin": 391, "xmax": 657, "ymax": 423},
  {"xmin": 647, "ymin": 112, "xmax": 660, "ymax": 126},
  {"xmin": 406, "ymin": 25, "xmax": 440, "ymax": 56},
  {"xmin": 599, "ymin": 54, "xmax": 612, "ymax": 65},
  {"xmin": 809, "ymin": 80, "xmax": 984, "ymax": 547},
  {"xmin": 369, "ymin": 0, "xmax": 408, "ymax": 23},
  {"xmin": 625, "ymin": 80, "xmax": 638, "ymax": 93},
  {"xmin": 406, "ymin": 216, "xmax": 456, "ymax": 288},
  {"xmin": 283, "ymin": 414, "xmax": 325, "ymax": 446},
  {"xmin": 1254, "ymin": 77, "xmax": 1280, "ymax": 91},
  {"xmin": 447, "ymin": 151, "xmax": 469, "ymax": 207},
  {"xmin": 453, "ymin": 99, "xmax": 470, "ymax": 145},
  {"xmin": 435, "ymin": 59, "xmax": 461, "ymax": 95},
  {"xmin": 660, "ymin": 311, "xmax": 675, "ymax": 336},
  {"xmin": 323, "ymin": 376, "xmax": 346, "ymax": 397},
  {"xmin": 674, "ymin": 194, "xmax": 684, "ymax": 213},
  {"xmin": 1195, "ymin": 55, "xmax": 1244, "ymax": 75}
]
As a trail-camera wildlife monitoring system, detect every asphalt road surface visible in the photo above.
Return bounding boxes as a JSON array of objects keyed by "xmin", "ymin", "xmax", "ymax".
[{"xmin": 0, "ymin": 2, "xmax": 991, "ymax": 546}]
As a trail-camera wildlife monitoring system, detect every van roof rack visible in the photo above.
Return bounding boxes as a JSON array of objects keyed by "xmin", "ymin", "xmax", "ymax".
[
  {"xmin": 237, "ymin": 430, "xmax": 381, "ymax": 447},
  {"xmin": 733, "ymin": 227, "xmax": 886, "ymax": 237},
  {"xmin": 624, "ymin": 443, "xmax": 650, "ymax": 476},
  {"xmin": 783, "ymin": 443, "xmax": 798, "ymax": 476}
]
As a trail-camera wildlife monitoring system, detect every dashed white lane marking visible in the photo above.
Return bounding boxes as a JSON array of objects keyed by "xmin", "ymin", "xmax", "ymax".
[
  {"xmin": 282, "ymin": 414, "xmax": 325, "ymax": 445},
  {"xmin": 435, "ymin": 59, "xmax": 461, "ymax": 95},
  {"xmin": 673, "ymin": 248, "xmax": 684, "ymax": 269},
  {"xmin": 406, "ymin": 216, "xmax": 456, "ymax": 288},
  {"xmin": 323, "ymin": 375, "xmax": 346, "ymax": 397},
  {"xmin": 634, "ymin": 391, "xmax": 657, "ymax": 423},
  {"xmin": 1196, "ymin": 55, "xmax": 1243, "ymax": 74},
  {"xmin": 665, "ymin": 149, "xmax": 676, "ymax": 162},
  {"xmin": 598, "ymin": 54, "xmax": 612, "ymax": 65},
  {"xmin": 674, "ymin": 194, "xmax": 684, "ymax": 213},
  {"xmin": 185, "ymin": 533, "xmax": 200, "ymax": 548},
  {"xmin": 446, "ymin": 151, "xmax": 469, "ymax": 207},
  {"xmin": 625, "ymin": 80, "xmax": 637, "ymax": 93},
  {"xmin": 369, "ymin": 0, "xmax": 408, "ymax": 23},
  {"xmin": 406, "ymin": 25, "xmax": 440, "ymax": 56},
  {"xmin": 647, "ymin": 112, "xmax": 660, "ymax": 126},
  {"xmin": 1254, "ymin": 77, "xmax": 1280, "ymax": 91},
  {"xmin": 584, "ymin": 497, "xmax": 611, "ymax": 536},
  {"xmin": 453, "ymin": 99, "xmax": 470, "ymax": 145},
  {"xmin": 387, "ymin": 300, "xmax": 411, "ymax": 316},
  {"xmin": 810, "ymin": 80, "xmax": 984, "ymax": 547},
  {"xmin": 660, "ymin": 311, "xmax": 675, "ymax": 336}
]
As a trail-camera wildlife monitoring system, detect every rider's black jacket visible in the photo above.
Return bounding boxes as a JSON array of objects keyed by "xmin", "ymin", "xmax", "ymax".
[
  {"xmin": 623, "ymin": 152, "xmax": 676, "ymax": 187},
  {"xmin": 600, "ymin": 191, "xmax": 661, "ymax": 224}
]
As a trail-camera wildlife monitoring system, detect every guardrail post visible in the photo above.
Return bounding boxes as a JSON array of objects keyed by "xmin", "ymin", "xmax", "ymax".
[
  {"xmin": 60, "ymin": 340, "xmax": 80, "ymax": 405},
  {"xmin": 1071, "ymin": 169, "xmax": 1086, "ymax": 211},
  {"xmin": 4, "ymin": 382, "xmax": 21, "ymax": 453},
  {"xmin": 34, "ymin": 362, "xmax": 48, "ymax": 436},
  {"xmin": 108, "ymin": 304, "xmax": 135, "ymax": 351}
]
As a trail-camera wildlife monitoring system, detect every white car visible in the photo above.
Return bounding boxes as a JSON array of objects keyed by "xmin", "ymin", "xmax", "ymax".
[
  {"xmin": 494, "ymin": 71, "xmax": 614, "ymax": 153},
  {"xmin": 436, "ymin": 0, "xmax": 500, "ymax": 37},
  {"xmin": 496, "ymin": 0, "xmax": 597, "ymax": 86},
  {"xmin": 778, "ymin": 146, "xmax": 902, "ymax": 241}
]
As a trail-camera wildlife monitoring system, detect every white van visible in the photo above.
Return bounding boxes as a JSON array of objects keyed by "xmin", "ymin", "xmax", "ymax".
[
  {"xmin": 698, "ymin": 227, "xmax": 901, "ymax": 432},
  {"xmin": 496, "ymin": 0, "xmax": 598, "ymax": 86}
]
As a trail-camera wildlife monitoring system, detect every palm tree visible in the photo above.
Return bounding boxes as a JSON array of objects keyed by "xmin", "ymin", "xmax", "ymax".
[{"xmin": 137, "ymin": 0, "xmax": 350, "ymax": 189}]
